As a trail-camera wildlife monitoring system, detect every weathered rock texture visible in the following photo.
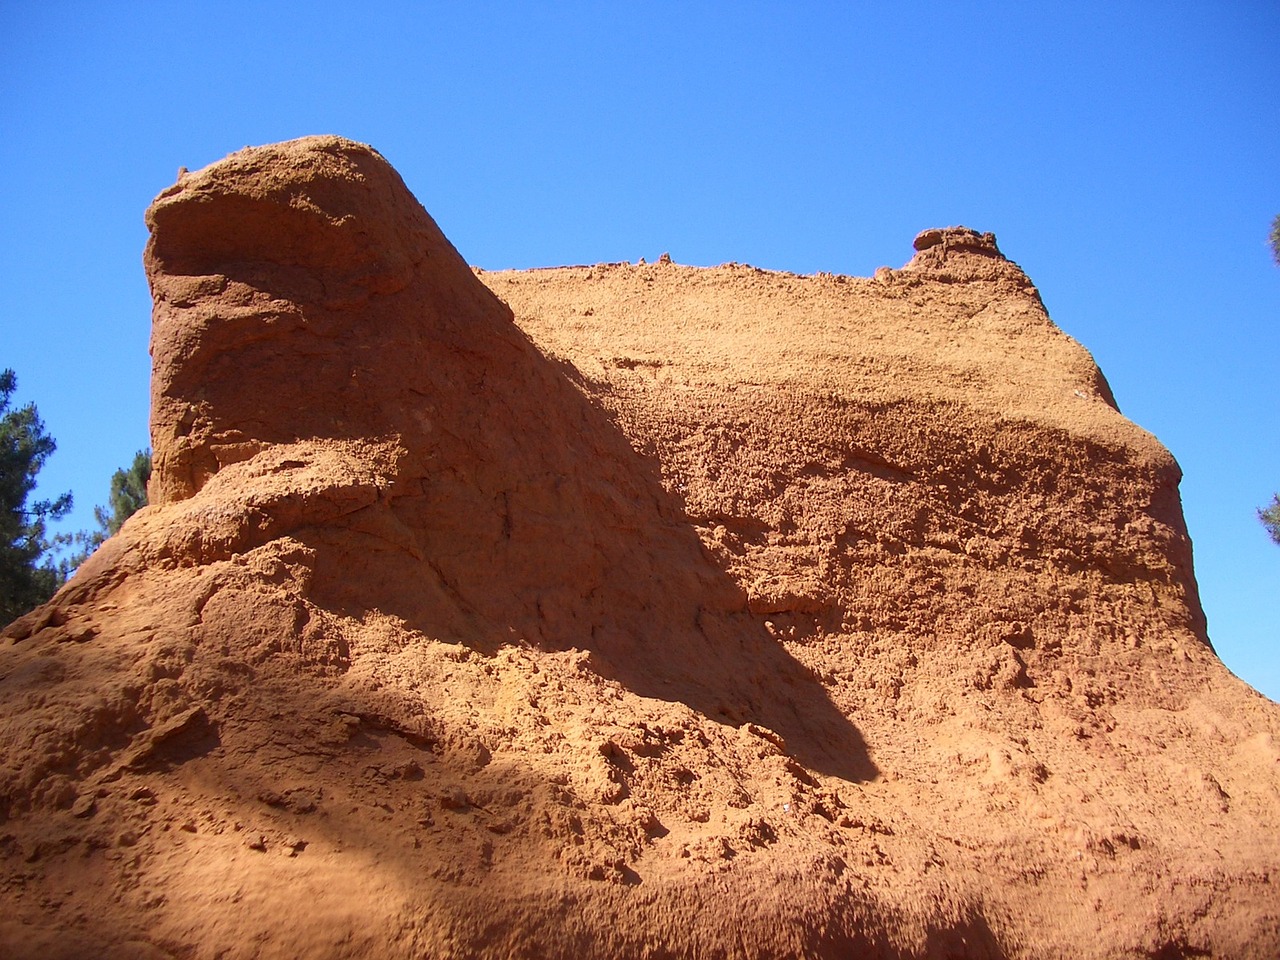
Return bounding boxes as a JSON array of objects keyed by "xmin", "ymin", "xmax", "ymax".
[{"xmin": 2, "ymin": 136, "xmax": 1277, "ymax": 959}]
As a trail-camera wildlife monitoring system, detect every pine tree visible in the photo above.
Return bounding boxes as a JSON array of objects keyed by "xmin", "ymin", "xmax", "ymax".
[
  {"xmin": 63, "ymin": 450, "xmax": 151, "ymax": 571},
  {"xmin": 0, "ymin": 369, "xmax": 72, "ymax": 625},
  {"xmin": 88, "ymin": 450, "xmax": 150, "ymax": 545}
]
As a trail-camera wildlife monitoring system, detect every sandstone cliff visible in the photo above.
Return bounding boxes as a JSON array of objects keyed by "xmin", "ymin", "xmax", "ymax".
[{"xmin": 1, "ymin": 136, "xmax": 1276, "ymax": 959}]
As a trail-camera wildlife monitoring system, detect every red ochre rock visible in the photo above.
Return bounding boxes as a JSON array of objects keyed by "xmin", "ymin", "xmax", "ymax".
[{"xmin": 1, "ymin": 136, "xmax": 1277, "ymax": 959}]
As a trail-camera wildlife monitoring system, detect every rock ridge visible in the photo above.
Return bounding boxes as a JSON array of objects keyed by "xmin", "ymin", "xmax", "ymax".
[{"xmin": 0, "ymin": 137, "xmax": 1277, "ymax": 960}]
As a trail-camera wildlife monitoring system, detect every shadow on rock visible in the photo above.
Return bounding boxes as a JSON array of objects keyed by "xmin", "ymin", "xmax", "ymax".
[{"xmin": 142, "ymin": 137, "xmax": 876, "ymax": 785}]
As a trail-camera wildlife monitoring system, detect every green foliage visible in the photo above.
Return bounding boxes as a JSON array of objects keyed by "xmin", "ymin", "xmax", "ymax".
[
  {"xmin": 65, "ymin": 450, "xmax": 151, "ymax": 569},
  {"xmin": 104, "ymin": 450, "xmax": 151, "ymax": 534},
  {"xmin": 0, "ymin": 369, "xmax": 73, "ymax": 625},
  {"xmin": 1261, "ymin": 494, "xmax": 1280, "ymax": 547},
  {"xmin": 90, "ymin": 450, "xmax": 150, "ymax": 544},
  {"xmin": 1271, "ymin": 214, "xmax": 1280, "ymax": 266}
]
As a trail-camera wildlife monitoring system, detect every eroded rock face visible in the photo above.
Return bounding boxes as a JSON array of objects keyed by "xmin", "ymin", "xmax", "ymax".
[
  {"xmin": 1, "ymin": 137, "xmax": 1277, "ymax": 960},
  {"xmin": 145, "ymin": 138, "xmax": 500, "ymax": 504}
]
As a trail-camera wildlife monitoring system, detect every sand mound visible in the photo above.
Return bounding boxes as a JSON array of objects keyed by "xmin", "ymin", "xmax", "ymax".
[{"xmin": 2, "ymin": 136, "xmax": 1277, "ymax": 959}]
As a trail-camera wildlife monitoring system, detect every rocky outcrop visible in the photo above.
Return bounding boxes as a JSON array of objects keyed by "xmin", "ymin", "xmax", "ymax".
[{"xmin": 1, "ymin": 137, "xmax": 1276, "ymax": 960}]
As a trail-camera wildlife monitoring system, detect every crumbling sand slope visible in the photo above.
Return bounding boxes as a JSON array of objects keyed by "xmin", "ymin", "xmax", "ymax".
[{"xmin": 1, "ymin": 136, "xmax": 1276, "ymax": 960}]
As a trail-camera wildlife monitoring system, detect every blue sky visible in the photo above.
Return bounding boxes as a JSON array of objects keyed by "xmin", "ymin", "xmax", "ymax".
[{"xmin": 2, "ymin": 1, "xmax": 1277, "ymax": 699}]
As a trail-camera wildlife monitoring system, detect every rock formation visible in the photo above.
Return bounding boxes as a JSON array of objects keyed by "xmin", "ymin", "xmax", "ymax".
[{"xmin": 1, "ymin": 136, "xmax": 1277, "ymax": 959}]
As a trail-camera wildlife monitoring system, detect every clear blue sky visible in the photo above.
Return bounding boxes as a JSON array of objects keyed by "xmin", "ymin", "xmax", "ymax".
[{"xmin": 2, "ymin": 1, "xmax": 1277, "ymax": 699}]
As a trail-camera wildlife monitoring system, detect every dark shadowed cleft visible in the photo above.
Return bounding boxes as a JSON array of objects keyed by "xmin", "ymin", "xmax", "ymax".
[{"xmin": 118, "ymin": 706, "xmax": 219, "ymax": 772}]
